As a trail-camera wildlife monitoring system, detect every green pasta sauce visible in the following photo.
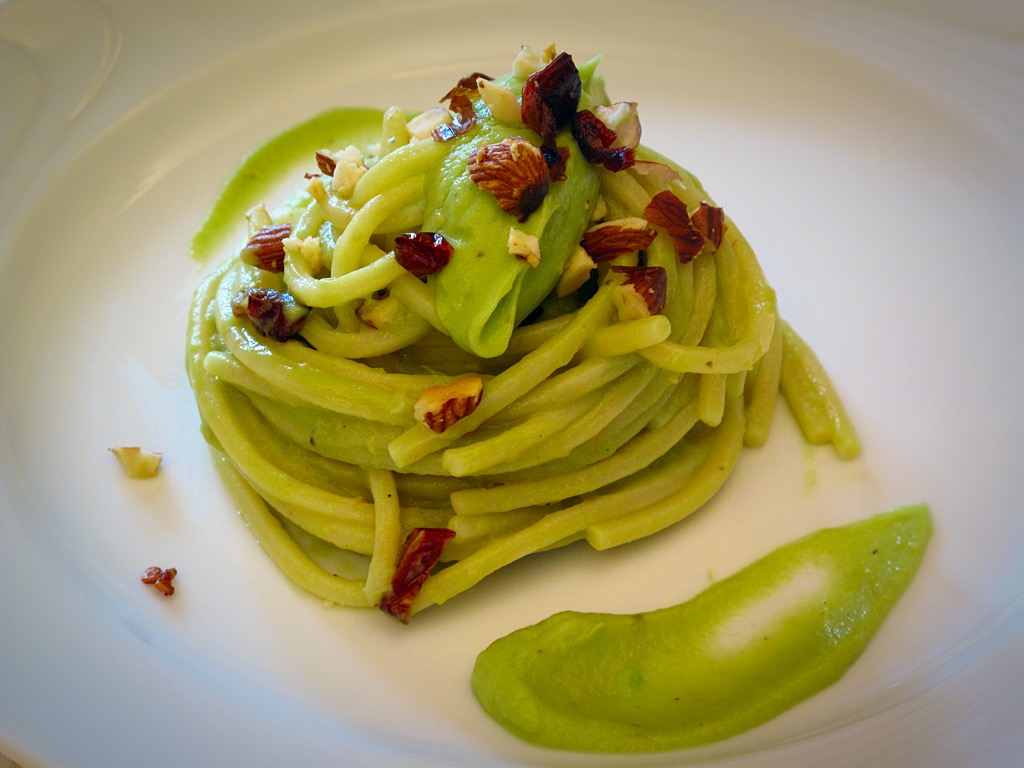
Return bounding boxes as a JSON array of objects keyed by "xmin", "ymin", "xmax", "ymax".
[{"xmin": 472, "ymin": 504, "xmax": 931, "ymax": 753}]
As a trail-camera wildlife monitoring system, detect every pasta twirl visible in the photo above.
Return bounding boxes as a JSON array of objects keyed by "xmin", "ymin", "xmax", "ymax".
[{"xmin": 186, "ymin": 47, "xmax": 859, "ymax": 621}]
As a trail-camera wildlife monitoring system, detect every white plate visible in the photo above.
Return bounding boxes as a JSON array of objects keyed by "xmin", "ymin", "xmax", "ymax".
[{"xmin": 2, "ymin": 0, "xmax": 1023, "ymax": 765}]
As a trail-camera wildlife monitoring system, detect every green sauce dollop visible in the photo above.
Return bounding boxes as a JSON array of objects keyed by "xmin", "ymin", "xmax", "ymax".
[
  {"xmin": 472, "ymin": 504, "xmax": 932, "ymax": 753},
  {"xmin": 424, "ymin": 121, "xmax": 598, "ymax": 358},
  {"xmin": 423, "ymin": 65, "xmax": 603, "ymax": 358}
]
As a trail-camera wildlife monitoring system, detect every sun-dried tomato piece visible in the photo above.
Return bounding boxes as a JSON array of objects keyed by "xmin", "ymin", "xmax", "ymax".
[
  {"xmin": 520, "ymin": 78, "xmax": 554, "ymax": 146},
  {"xmin": 467, "ymin": 137, "xmax": 551, "ymax": 221},
  {"xmin": 691, "ymin": 201, "xmax": 725, "ymax": 250},
  {"xmin": 571, "ymin": 109, "xmax": 636, "ymax": 172},
  {"xmin": 141, "ymin": 566, "xmax": 177, "ymax": 597},
  {"xmin": 581, "ymin": 218, "xmax": 657, "ymax": 262},
  {"xmin": 611, "ymin": 265, "xmax": 668, "ymax": 316},
  {"xmin": 380, "ymin": 528, "xmax": 457, "ymax": 622},
  {"xmin": 394, "ymin": 232, "xmax": 454, "ymax": 277},
  {"xmin": 521, "ymin": 51, "xmax": 581, "ymax": 146},
  {"xmin": 541, "ymin": 144, "xmax": 570, "ymax": 181},
  {"xmin": 574, "ymin": 108, "xmax": 616, "ymax": 149},
  {"xmin": 530, "ymin": 52, "xmax": 581, "ymax": 129},
  {"xmin": 644, "ymin": 190, "xmax": 705, "ymax": 263},
  {"xmin": 432, "ymin": 92, "xmax": 478, "ymax": 142},
  {"xmin": 235, "ymin": 288, "xmax": 310, "ymax": 342},
  {"xmin": 440, "ymin": 71, "xmax": 493, "ymax": 102}
]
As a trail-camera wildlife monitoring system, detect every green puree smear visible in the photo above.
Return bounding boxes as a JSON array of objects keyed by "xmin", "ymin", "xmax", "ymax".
[
  {"xmin": 190, "ymin": 107, "xmax": 384, "ymax": 263},
  {"xmin": 472, "ymin": 504, "xmax": 932, "ymax": 753}
]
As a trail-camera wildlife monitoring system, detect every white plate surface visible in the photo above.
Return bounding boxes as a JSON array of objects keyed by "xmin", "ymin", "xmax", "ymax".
[{"xmin": 1, "ymin": 1, "xmax": 1023, "ymax": 766}]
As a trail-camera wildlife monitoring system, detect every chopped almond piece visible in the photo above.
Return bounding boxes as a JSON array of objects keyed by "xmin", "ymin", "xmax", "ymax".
[
  {"xmin": 468, "ymin": 137, "xmax": 551, "ymax": 222},
  {"xmin": 612, "ymin": 284, "xmax": 652, "ymax": 321},
  {"xmin": 240, "ymin": 223, "xmax": 291, "ymax": 273},
  {"xmin": 508, "ymin": 227, "xmax": 541, "ymax": 267},
  {"xmin": 329, "ymin": 146, "xmax": 368, "ymax": 198},
  {"xmin": 314, "ymin": 150, "xmax": 337, "ymax": 176},
  {"xmin": 283, "ymin": 235, "xmax": 323, "ymax": 274},
  {"xmin": 477, "ymin": 77, "xmax": 521, "ymax": 124},
  {"xmin": 594, "ymin": 102, "xmax": 641, "ymax": 149},
  {"xmin": 631, "ymin": 160, "xmax": 682, "ymax": 187},
  {"xmin": 244, "ymin": 203, "xmax": 273, "ymax": 235},
  {"xmin": 414, "ymin": 377, "xmax": 484, "ymax": 433},
  {"xmin": 407, "ymin": 108, "xmax": 453, "ymax": 140},
  {"xmin": 511, "ymin": 44, "xmax": 554, "ymax": 78},
  {"xmin": 691, "ymin": 201, "xmax": 725, "ymax": 250},
  {"xmin": 610, "ymin": 265, "xmax": 668, "ymax": 318},
  {"xmin": 581, "ymin": 217, "xmax": 656, "ymax": 262},
  {"xmin": 644, "ymin": 190, "xmax": 704, "ymax": 263},
  {"xmin": 305, "ymin": 174, "xmax": 328, "ymax": 203},
  {"xmin": 110, "ymin": 446, "xmax": 163, "ymax": 479},
  {"xmin": 556, "ymin": 245, "xmax": 596, "ymax": 297}
]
